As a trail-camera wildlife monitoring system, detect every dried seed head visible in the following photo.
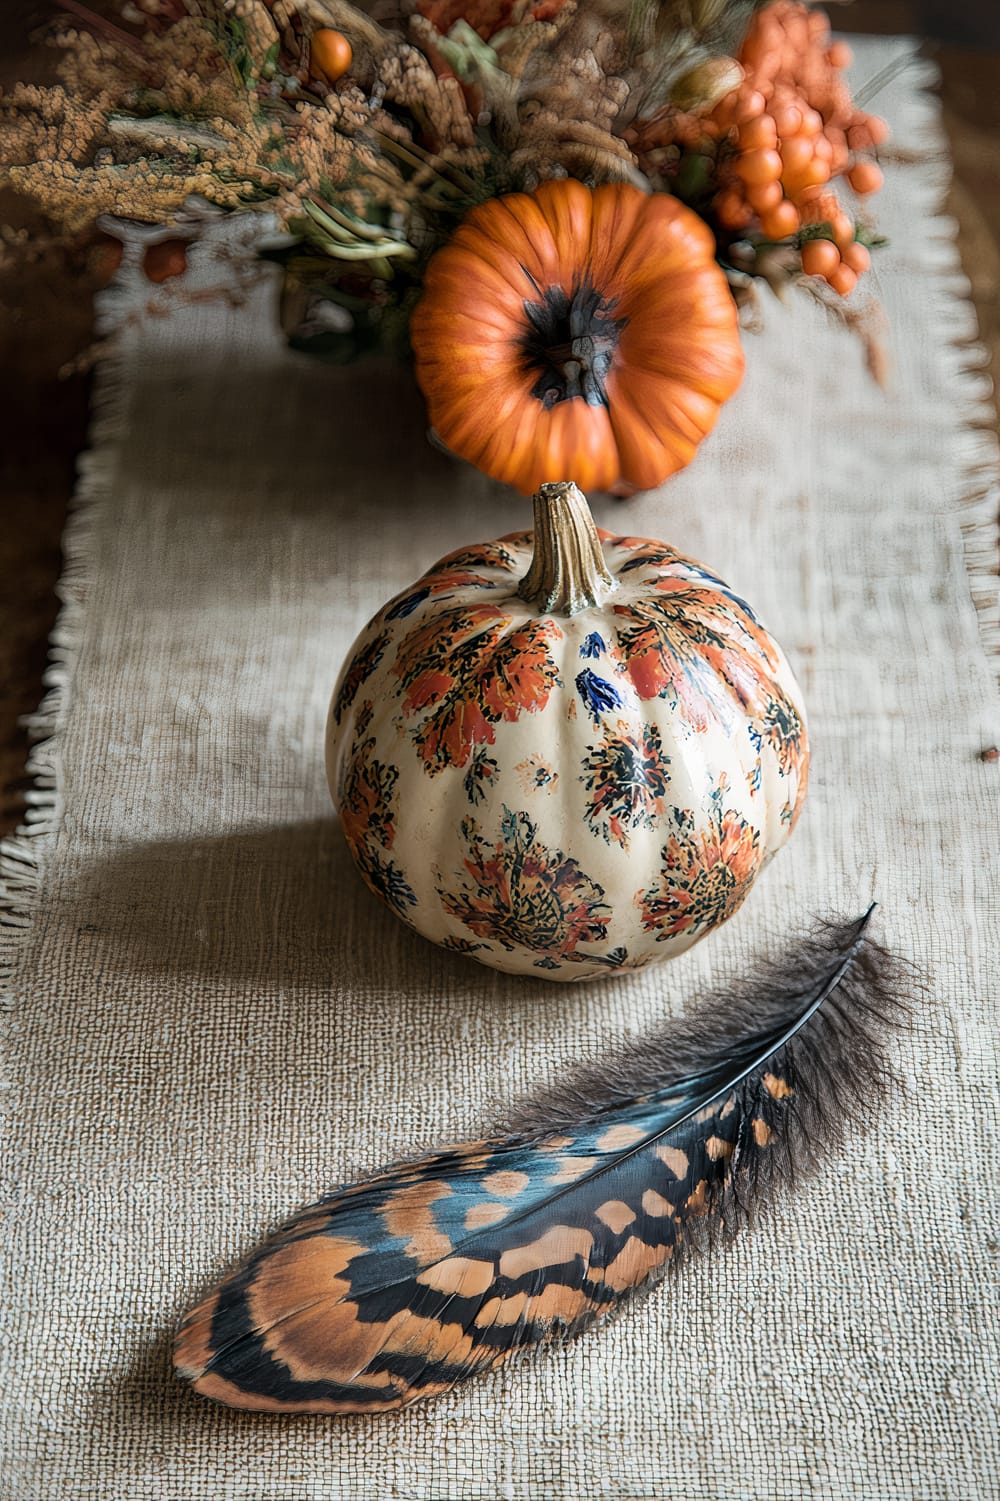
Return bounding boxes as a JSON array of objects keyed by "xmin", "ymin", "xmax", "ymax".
[{"xmin": 672, "ymin": 56, "xmax": 744, "ymax": 112}]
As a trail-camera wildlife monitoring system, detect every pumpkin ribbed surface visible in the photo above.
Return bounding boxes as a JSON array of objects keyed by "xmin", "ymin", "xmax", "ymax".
[
  {"xmin": 327, "ymin": 502, "xmax": 807, "ymax": 980},
  {"xmin": 410, "ymin": 180, "xmax": 745, "ymax": 495}
]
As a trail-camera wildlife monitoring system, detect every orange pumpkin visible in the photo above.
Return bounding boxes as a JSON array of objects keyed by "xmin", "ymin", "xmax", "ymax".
[{"xmin": 410, "ymin": 180, "xmax": 744, "ymax": 495}]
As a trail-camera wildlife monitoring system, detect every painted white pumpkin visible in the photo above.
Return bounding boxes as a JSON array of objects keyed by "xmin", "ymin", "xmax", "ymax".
[{"xmin": 326, "ymin": 482, "xmax": 808, "ymax": 981}]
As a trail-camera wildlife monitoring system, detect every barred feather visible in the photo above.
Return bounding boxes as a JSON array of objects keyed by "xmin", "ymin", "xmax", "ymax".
[{"xmin": 174, "ymin": 909, "xmax": 911, "ymax": 1415}]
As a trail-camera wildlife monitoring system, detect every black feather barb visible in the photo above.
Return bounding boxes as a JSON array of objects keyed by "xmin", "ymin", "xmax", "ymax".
[{"xmin": 174, "ymin": 909, "xmax": 914, "ymax": 1416}]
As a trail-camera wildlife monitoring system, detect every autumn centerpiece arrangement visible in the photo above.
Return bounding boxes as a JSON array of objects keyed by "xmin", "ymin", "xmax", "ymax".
[
  {"xmin": 1, "ymin": 0, "xmax": 889, "ymax": 494},
  {"xmin": 1, "ymin": 0, "xmax": 914, "ymax": 1418}
]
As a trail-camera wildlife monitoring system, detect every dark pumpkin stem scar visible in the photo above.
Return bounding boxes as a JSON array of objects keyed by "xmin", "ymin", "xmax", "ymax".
[{"xmin": 521, "ymin": 282, "xmax": 628, "ymax": 409}]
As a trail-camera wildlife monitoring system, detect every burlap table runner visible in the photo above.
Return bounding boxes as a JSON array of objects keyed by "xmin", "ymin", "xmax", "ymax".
[{"xmin": 2, "ymin": 39, "xmax": 997, "ymax": 1500}]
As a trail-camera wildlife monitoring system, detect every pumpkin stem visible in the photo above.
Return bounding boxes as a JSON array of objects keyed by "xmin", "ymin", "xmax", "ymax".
[{"xmin": 519, "ymin": 482, "xmax": 616, "ymax": 617}]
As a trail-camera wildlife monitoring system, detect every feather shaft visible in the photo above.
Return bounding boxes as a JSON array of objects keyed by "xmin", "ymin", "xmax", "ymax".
[{"xmin": 174, "ymin": 911, "xmax": 911, "ymax": 1415}]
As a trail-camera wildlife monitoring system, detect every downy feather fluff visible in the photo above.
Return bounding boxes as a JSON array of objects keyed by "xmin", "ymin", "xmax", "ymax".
[{"xmin": 174, "ymin": 909, "xmax": 910, "ymax": 1415}]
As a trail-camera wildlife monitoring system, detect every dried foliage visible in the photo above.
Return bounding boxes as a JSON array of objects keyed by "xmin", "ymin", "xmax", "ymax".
[
  {"xmin": 0, "ymin": 1, "xmax": 887, "ymax": 364},
  {"xmin": 0, "ymin": 1, "xmax": 764, "ymax": 242}
]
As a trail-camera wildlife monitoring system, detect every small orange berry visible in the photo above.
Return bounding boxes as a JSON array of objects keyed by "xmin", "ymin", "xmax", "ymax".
[
  {"xmin": 733, "ymin": 89, "xmax": 768, "ymax": 124},
  {"xmin": 739, "ymin": 113, "xmax": 778, "ymax": 150},
  {"xmin": 747, "ymin": 179, "xmax": 784, "ymax": 212},
  {"xmin": 761, "ymin": 200, "xmax": 801, "ymax": 239},
  {"xmin": 801, "ymin": 238, "xmax": 840, "ymax": 278},
  {"xmin": 311, "ymin": 28, "xmax": 353, "ymax": 84},
  {"xmin": 848, "ymin": 160, "xmax": 884, "ymax": 195},
  {"xmin": 799, "ymin": 158, "xmax": 832, "ymax": 190},
  {"xmin": 842, "ymin": 241, "xmax": 871, "ymax": 274},
  {"xmin": 736, "ymin": 147, "xmax": 783, "ymax": 185},
  {"xmin": 772, "ymin": 102, "xmax": 803, "ymax": 135},
  {"xmin": 827, "ymin": 262, "xmax": 858, "ymax": 296},
  {"xmin": 779, "ymin": 135, "xmax": 814, "ymax": 175}
]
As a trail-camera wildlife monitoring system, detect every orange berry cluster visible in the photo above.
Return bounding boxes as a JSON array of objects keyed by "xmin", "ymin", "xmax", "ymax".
[{"xmin": 710, "ymin": 1, "xmax": 887, "ymax": 295}]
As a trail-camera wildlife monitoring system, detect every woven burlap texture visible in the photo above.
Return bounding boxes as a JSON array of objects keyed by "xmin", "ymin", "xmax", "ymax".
[{"xmin": 2, "ymin": 40, "xmax": 997, "ymax": 1501}]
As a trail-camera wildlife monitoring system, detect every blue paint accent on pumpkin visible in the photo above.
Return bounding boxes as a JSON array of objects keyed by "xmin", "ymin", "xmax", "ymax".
[
  {"xmin": 576, "ymin": 668, "xmax": 622, "ymax": 722},
  {"xmin": 386, "ymin": 587, "xmax": 429, "ymax": 620},
  {"xmin": 580, "ymin": 632, "xmax": 606, "ymax": 659}
]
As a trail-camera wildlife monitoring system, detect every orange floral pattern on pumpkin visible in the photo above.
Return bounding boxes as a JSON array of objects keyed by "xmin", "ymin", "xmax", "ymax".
[
  {"xmin": 612, "ymin": 559, "xmax": 806, "ymax": 793},
  {"xmin": 761, "ymin": 693, "xmax": 809, "ymax": 795},
  {"xmin": 383, "ymin": 543, "xmax": 519, "ymax": 624},
  {"xmin": 439, "ymin": 806, "xmax": 611, "ymax": 965},
  {"xmin": 332, "ymin": 631, "xmax": 389, "ymax": 726},
  {"xmin": 615, "ymin": 569, "xmax": 779, "ymax": 722},
  {"xmin": 393, "ymin": 609, "xmax": 563, "ymax": 773},
  {"xmin": 636, "ymin": 779, "xmax": 762, "ymax": 941},
  {"xmin": 338, "ymin": 704, "xmax": 417, "ymax": 918}
]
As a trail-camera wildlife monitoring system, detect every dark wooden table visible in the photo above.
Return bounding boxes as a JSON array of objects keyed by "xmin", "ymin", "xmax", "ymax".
[{"xmin": 1, "ymin": 1, "xmax": 998, "ymax": 839}]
